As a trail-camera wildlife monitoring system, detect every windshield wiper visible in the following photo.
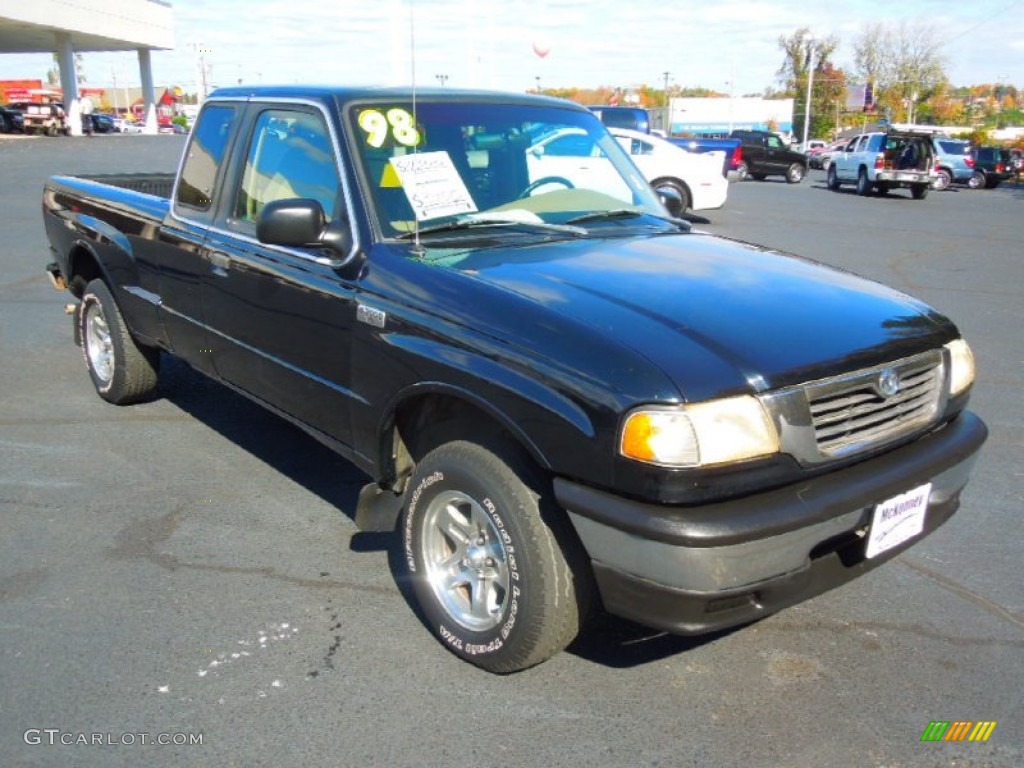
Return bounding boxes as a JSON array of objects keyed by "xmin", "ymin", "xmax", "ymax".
[
  {"xmin": 565, "ymin": 208, "xmax": 643, "ymax": 224},
  {"xmin": 397, "ymin": 215, "xmax": 586, "ymax": 239},
  {"xmin": 566, "ymin": 209, "xmax": 691, "ymax": 231}
]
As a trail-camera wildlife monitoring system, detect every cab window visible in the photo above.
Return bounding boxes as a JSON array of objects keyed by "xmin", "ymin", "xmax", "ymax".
[{"xmin": 233, "ymin": 108, "xmax": 340, "ymax": 224}]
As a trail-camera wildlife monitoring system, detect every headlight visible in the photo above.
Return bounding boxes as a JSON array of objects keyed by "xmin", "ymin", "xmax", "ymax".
[
  {"xmin": 620, "ymin": 396, "xmax": 780, "ymax": 468},
  {"xmin": 945, "ymin": 338, "xmax": 975, "ymax": 396}
]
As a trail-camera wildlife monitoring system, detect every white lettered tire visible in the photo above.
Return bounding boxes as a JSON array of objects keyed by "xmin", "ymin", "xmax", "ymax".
[
  {"xmin": 79, "ymin": 279, "xmax": 160, "ymax": 404},
  {"xmin": 402, "ymin": 440, "xmax": 590, "ymax": 673}
]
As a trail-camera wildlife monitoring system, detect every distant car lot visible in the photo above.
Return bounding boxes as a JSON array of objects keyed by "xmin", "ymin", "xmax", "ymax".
[{"xmin": 2, "ymin": 139, "xmax": 1021, "ymax": 767}]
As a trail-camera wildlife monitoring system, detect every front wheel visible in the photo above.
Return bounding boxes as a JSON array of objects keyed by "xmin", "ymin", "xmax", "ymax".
[
  {"xmin": 826, "ymin": 164, "xmax": 840, "ymax": 190},
  {"xmin": 785, "ymin": 163, "xmax": 805, "ymax": 183},
  {"xmin": 79, "ymin": 279, "xmax": 160, "ymax": 404},
  {"xmin": 403, "ymin": 440, "xmax": 590, "ymax": 673}
]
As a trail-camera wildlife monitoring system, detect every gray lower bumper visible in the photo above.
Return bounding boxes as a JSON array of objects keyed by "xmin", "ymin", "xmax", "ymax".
[{"xmin": 555, "ymin": 412, "xmax": 986, "ymax": 633}]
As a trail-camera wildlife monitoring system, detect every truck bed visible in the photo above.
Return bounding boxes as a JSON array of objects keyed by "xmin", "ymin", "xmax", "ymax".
[{"xmin": 75, "ymin": 172, "xmax": 177, "ymax": 199}]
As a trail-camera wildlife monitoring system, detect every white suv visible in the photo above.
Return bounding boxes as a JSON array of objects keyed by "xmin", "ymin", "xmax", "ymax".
[{"xmin": 827, "ymin": 130, "xmax": 937, "ymax": 199}]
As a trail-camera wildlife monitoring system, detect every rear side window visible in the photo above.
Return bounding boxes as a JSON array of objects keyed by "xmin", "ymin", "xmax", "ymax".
[
  {"xmin": 937, "ymin": 140, "xmax": 968, "ymax": 155},
  {"xmin": 867, "ymin": 135, "xmax": 885, "ymax": 152},
  {"xmin": 176, "ymin": 104, "xmax": 236, "ymax": 211}
]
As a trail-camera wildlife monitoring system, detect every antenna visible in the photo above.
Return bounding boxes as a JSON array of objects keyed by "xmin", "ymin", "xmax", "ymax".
[{"xmin": 409, "ymin": 0, "xmax": 423, "ymax": 256}]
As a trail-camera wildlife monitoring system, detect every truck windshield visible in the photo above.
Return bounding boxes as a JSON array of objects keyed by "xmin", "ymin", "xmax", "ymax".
[{"xmin": 347, "ymin": 101, "xmax": 665, "ymax": 239}]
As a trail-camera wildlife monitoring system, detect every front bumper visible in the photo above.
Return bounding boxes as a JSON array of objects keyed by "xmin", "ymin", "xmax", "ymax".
[{"xmin": 556, "ymin": 411, "xmax": 986, "ymax": 635}]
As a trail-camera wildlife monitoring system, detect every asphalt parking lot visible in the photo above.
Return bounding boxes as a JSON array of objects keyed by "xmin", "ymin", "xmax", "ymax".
[{"xmin": 1, "ymin": 134, "xmax": 1021, "ymax": 767}]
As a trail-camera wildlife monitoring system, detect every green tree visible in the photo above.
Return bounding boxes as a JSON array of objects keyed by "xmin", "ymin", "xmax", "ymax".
[{"xmin": 777, "ymin": 28, "xmax": 841, "ymax": 140}]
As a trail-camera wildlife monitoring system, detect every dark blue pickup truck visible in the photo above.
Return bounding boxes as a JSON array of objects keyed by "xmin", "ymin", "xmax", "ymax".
[{"xmin": 42, "ymin": 85, "xmax": 986, "ymax": 673}]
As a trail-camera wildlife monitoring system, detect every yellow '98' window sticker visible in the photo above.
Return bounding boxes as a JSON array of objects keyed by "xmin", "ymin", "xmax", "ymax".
[{"xmin": 358, "ymin": 108, "xmax": 422, "ymax": 148}]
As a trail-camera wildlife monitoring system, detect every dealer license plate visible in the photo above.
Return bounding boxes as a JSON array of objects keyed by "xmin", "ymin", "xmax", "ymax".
[{"xmin": 865, "ymin": 483, "xmax": 932, "ymax": 559}]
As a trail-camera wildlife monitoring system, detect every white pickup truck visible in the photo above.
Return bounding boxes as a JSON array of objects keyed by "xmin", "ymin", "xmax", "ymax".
[{"xmin": 826, "ymin": 129, "xmax": 937, "ymax": 199}]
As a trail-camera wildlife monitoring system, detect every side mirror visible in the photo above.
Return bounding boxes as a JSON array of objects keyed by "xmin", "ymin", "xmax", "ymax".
[
  {"xmin": 256, "ymin": 198, "xmax": 361, "ymax": 271},
  {"xmin": 257, "ymin": 198, "xmax": 325, "ymax": 246},
  {"xmin": 656, "ymin": 185, "xmax": 685, "ymax": 218}
]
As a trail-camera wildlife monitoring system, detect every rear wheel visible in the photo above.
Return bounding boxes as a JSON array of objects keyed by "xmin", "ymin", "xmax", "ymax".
[
  {"xmin": 785, "ymin": 163, "xmax": 805, "ymax": 184},
  {"xmin": 652, "ymin": 178, "xmax": 690, "ymax": 214},
  {"xmin": 911, "ymin": 183, "xmax": 929, "ymax": 200},
  {"xmin": 856, "ymin": 168, "xmax": 872, "ymax": 196},
  {"xmin": 403, "ymin": 440, "xmax": 591, "ymax": 673},
  {"xmin": 967, "ymin": 171, "xmax": 985, "ymax": 189},
  {"xmin": 735, "ymin": 161, "xmax": 748, "ymax": 181},
  {"xmin": 79, "ymin": 279, "xmax": 160, "ymax": 404},
  {"xmin": 932, "ymin": 168, "xmax": 952, "ymax": 191}
]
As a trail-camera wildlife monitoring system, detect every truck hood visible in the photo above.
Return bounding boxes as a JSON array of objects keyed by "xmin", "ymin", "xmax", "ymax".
[{"xmin": 436, "ymin": 231, "xmax": 956, "ymax": 401}]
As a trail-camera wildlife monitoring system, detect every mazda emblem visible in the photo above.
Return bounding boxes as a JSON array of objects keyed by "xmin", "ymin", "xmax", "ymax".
[{"xmin": 877, "ymin": 368, "xmax": 900, "ymax": 398}]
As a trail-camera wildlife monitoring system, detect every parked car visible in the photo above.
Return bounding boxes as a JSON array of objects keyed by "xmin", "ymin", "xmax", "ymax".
[
  {"xmin": 0, "ymin": 104, "xmax": 25, "ymax": 133},
  {"xmin": 969, "ymin": 146, "xmax": 1014, "ymax": 188},
  {"xmin": 930, "ymin": 137, "xmax": 974, "ymax": 191},
  {"xmin": 113, "ymin": 117, "xmax": 144, "ymax": 134},
  {"xmin": 806, "ymin": 144, "xmax": 830, "ymax": 169},
  {"xmin": 89, "ymin": 113, "xmax": 118, "ymax": 133},
  {"xmin": 609, "ymin": 127, "xmax": 728, "ymax": 212},
  {"xmin": 817, "ymin": 140, "xmax": 852, "ymax": 171},
  {"xmin": 729, "ymin": 129, "xmax": 807, "ymax": 182},
  {"xmin": 1009, "ymin": 148, "xmax": 1024, "ymax": 176},
  {"xmin": 587, "ymin": 105, "xmax": 651, "ymax": 134},
  {"xmin": 8, "ymin": 101, "xmax": 69, "ymax": 136},
  {"xmin": 800, "ymin": 139, "xmax": 827, "ymax": 155}
]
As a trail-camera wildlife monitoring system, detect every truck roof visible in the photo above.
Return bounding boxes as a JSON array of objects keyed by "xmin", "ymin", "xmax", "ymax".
[{"xmin": 206, "ymin": 84, "xmax": 585, "ymax": 111}]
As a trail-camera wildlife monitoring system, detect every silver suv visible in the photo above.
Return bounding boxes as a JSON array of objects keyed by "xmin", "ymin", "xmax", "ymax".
[{"xmin": 931, "ymin": 138, "xmax": 975, "ymax": 191}]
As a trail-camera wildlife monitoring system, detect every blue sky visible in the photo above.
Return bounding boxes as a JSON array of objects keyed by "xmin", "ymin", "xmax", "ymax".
[{"xmin": 4, "ymin": 0, "xmax": 1023, "ymax": 95}]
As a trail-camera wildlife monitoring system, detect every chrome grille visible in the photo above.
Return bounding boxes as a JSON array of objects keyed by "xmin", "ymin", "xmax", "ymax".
[{"xmin": 804, "ymin": 351, "xmax": 944, "ymax": 458}]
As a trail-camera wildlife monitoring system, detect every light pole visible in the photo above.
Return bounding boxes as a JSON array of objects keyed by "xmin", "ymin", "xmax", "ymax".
[
  {"xmin": 662, "ymin": 71, "xmax": 671, "ymax": 131},
  {"xmin": 802, "ymin": 39, "xmax": 815, "ymax": 149},
  {"xmin": 435, "ymin": 74, "xmax": 448, "ymax": 87},
  {"xmin": 535, "ymin": 75, "xmax": 541, "ymax": 93}
]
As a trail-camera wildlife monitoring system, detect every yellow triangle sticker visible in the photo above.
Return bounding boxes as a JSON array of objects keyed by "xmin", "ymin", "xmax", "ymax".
[{"xmin": 380, "ymin": 163, "xmax": 402, "ymax": 188}]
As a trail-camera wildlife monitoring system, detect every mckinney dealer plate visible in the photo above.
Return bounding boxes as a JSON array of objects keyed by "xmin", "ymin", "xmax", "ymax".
[{"xmin": 865, "ymin": 483, "xmax": 932, "ymax": 559}]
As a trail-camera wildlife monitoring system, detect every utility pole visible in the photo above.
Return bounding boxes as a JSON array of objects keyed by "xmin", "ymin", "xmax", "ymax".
[
  {"xmin": 661, "ymin": 71, "xmax": 672, "ymax": 132},
  {"xmin": 190, "ymin": 43, "xmax": 211, "ymax": 104},
  {"xmin": 802, "ymin": 39, "xmax": 815, "ymax": 149}
]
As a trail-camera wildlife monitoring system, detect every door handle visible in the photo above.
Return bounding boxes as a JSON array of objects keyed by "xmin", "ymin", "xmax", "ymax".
[{"xmin": 208, "ymin": 251, "xmax": 230, "ymax": 276}]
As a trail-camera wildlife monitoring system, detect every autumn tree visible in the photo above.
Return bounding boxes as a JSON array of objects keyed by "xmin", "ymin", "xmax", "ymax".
[
  {"xmin": 853, "ymin": 21, "xmax": 947, "ymax": 123},
  {"xmin": 777, "ymin": 28, "xmax": 842, "ymax": 140}
]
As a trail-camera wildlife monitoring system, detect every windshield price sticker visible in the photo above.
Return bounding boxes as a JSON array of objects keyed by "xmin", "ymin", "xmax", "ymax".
[
  {"xmin": 358, "ymin": 107, "xmax": 421, "ymax": 148},
  {"xmin": 388, "ymin": 152, "xmax": 478, "ymax": 221},
  {"xmin": 865, "ymin": 482, "xmax": 931, "ymax": 559}
]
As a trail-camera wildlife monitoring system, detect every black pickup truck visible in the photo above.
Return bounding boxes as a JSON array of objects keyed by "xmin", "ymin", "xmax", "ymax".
[{"xmin": 42, "ymin": 85, "xmax": 986, "ymax": 673}]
